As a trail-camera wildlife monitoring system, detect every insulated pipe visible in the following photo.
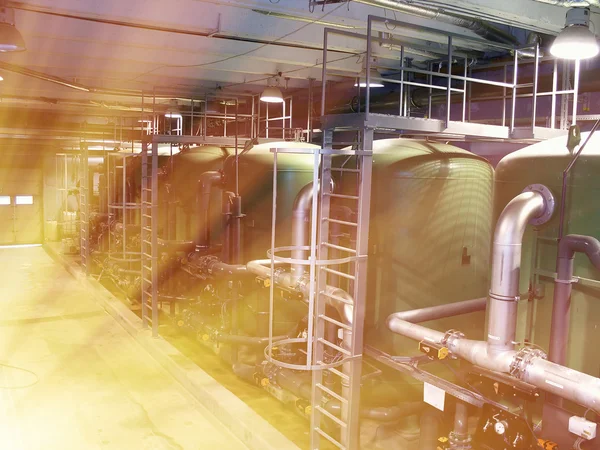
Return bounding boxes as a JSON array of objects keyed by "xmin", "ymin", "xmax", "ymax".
[
  {"xmin": 550, "ymin": 234, "xmax": 600, "ymax": 366},
  {"xmin": 196, "ymin": 171, "xmax": 222, "ymax": 250},
  {"xmin": 488, "ymin": 188, "xmax": 550, "ymax": 354},
  {"xmin": 354, "ymin": 1, "xmax": 518, "ymax": 45}
]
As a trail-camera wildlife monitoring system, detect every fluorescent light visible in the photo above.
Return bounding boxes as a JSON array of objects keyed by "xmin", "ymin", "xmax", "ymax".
[
  {"xmin": 260, "ymin": 86, "xmax": 284, "ymax": 103},
  {"xmin": 551, "ymin": 7, "xmax": 599, "ymax": 60},
  {"xmin": 0, "ymin": 8, "xmax": 25, "ymax": 52}
]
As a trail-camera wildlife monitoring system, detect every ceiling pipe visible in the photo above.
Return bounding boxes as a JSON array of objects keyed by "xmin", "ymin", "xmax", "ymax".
[
  {"xmin": 353, "ymin": 0, "xmax": 518, "ymax": 45},
  {"xmin": 530, "ymin": 0, "xmax": 600, "ymax": 7}
]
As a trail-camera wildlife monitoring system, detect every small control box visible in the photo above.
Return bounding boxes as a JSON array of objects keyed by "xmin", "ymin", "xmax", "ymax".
[{"xmin": 569, "ymin": 416, "xmax": 597, "ymax": 440}]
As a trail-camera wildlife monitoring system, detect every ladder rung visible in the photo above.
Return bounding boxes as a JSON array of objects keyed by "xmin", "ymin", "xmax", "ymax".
[
  {"xmin": 142, "ymin": 188, "xmax": 152, "ymax": 192},
  {"xmin": 315, "ymin": 428, "xmax": 344, "ymax": 450},
  {"xmin": 321, "ymin": 242, "xmax": 356, "ymax": 254},
  {"xmin": 315, "ymin": 405, "xmax": 347, "ymax": 429},
  {"xmin": 142, "ymin": 227, "xmax": 152, "ymax": 232},
  {"xmin": 316, "ymin": 383, "xmax": 348, "ymax": 405},
  {"xmin": 327, "ymin": 367, "xmax": 349, "ymax": 382},
  {"xmin": 318, "ymin": 338, "xmax": 351, "ymax": 356},
  {"xmin": 143, "ymin": 240, "xmax": 152, "ymax": 245},
  {"xmin": 320, "ymin": 290, "xmax": 353, "ymax": 306},
  {"xmin": 324, "ymin": 218, "xmax": 357, "ymax": 227},
  {"xmin": 142, "ymin": 253, "xmax": 152, "ymax": 258},
  {"xmin": 330, "ymin": 167, "xmax": 359, "ymax": 173},
  {"xmin": 142, "ymin": 265, "xmax": 152, "ymax": 272},
  {"xmin": 321, "ymin": 267, "xmax": 355, "ymax": 281},
  {"xmin": 318, "ymin": 314, "xmax": 352, "ymax": 331},
  {"xmin": 142, "ymin": 278, "xmax": 152, "ymax": 284},
  {"xmin": 325, "ymin": 193, "xmax": 359, "ymax": 200},
  {"xmin": 143, "ymin": 291, "xmax": 152, "ymax": 297}
]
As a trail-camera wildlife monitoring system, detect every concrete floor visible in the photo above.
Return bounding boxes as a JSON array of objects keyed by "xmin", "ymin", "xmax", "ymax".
[{"xmin": 0, "ymin": 245, "xmax": 248, "ymax": 450}]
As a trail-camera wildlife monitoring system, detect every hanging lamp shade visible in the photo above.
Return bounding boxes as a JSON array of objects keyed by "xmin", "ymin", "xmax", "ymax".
[
  {"xmin": 550, "ymin": 7, "xmax": 598, "ymax": 60},
  {"xmin": 0, "ymin": 7, "xmax": 25, "ymax": 52},
  {"xmin": 354, "ymin": 68, "xmax": 384, "ymax": 88},
  {"xmin": 260, "ymin": 86, "xmax": 284, "ymax": 103}
]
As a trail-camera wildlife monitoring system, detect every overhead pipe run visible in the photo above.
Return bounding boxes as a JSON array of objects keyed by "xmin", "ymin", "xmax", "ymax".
[
  {"xmin": 387, "ymin": 185, "xmax": 600, "ymax": 414},
  {"xmin": 353, "ymin": 0, "xmax": 518, "ymax": 45}
]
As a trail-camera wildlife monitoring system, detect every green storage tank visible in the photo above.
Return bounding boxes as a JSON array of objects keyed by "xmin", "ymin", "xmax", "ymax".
[
  {"xmin": 333, "ymin": 138, "xmax": 494, "ymax": 355},
  {"xmin": 494, "ymin": 132, "xmax": 600, "ymax": 376},
  {"xmin": 224, "ymin": 141, "xmax": 319, "ymax": 262},
  {"xmin": 166, "ymin": 146, "xmax": 229, "ymax": 243}
]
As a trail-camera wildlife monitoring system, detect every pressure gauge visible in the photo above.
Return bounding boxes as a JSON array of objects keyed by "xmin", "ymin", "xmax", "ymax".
[{"xmin": 494, "ymin": 421, "xmax": 507, "ymax": 435}]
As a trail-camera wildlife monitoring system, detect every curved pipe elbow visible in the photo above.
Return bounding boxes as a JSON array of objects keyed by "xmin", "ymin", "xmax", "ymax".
[
  {"xmin": 559, "ymin": 234, "xmax": 600, "ymax": 270},
  {"xmin": 493, "ymin": 190, "xmax": 546, "ymax": 248}
]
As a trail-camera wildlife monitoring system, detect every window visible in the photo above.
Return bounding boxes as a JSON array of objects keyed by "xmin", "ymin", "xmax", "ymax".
[
  {"xmin": 0, "ymin": 196, "xmax": 10, "ymax": 205},
  {"xmin": 15, "ymin": 196, "xmax": 33, "ymax": 205}
]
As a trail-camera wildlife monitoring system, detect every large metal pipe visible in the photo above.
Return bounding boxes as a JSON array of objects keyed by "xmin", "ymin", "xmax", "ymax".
[
  {"xmin": 550, "ymin": 234, "xmax": 600, "ymax": 366},
  {"xmin": 196, "ymin": 171, "xmax": 222, "ymax": 250},
  {"xmin": 387, "ymin": 187, "xmax": 600, "ymax": 413},
  {"xmin": 488, "ymin": 186, "xmax": 553, "ymax": 354},
  {"xmin": 291, "ymin": 182, "xmax": 314, "ymax": 281},
  {"xmin": 388, "ymin": 297, "xmax": 487, "ymax": 325},
  {"xmin": 354, "ymin": 0, "xmax": 518, "ymax": 45}
]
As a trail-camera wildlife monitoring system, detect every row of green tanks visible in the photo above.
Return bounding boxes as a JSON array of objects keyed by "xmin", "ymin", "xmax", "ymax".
[{"xmin": 168, "ymin": 139, "xmax": 494, "ymax": 351}]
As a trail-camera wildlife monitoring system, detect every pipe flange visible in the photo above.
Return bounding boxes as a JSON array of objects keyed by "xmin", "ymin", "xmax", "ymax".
[
  {"xmin": 523, "ymin": 184, "xmax": 555, "ymax": 227},
  {"xmin": 509, "ymin": 346, "xmax": 547, "ymax": 379},
  {"xmin": 442, "ymin": 329, "xmax": 465, "ymax": 347},
  {"xmin": 449, "ymin": 431, "xmax": 472, "ymax": 450}
]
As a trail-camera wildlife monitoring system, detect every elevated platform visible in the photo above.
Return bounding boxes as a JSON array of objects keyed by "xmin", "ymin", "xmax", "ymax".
[{"xmin": 321, "ymin": 113, "xmax": 568, "ymax": 142}]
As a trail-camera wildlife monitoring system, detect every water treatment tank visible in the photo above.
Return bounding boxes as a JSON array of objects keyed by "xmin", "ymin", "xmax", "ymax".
[
  {"xmin": 494, "ymin": 133, "xmax": 600, "ymax": 376},
  {"xmin": 223, "ymin": 141, "xmax": 319, "ymax": 262},
  {"xmin": 168, "ymin": 146, "xmax": 229, "ymax": 242},
  {"xmin": 333, "ymin": 139, "xmax": 494, "ymax": 355}
]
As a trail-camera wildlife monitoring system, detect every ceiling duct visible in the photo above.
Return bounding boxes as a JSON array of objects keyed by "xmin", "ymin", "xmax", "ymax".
[
  {"xmin": 530, "ymin": 0, "xmax": 600, "ymax": 7},
  {"xmin": 353, "ymin": 0, "xmax": 518, "ymax": 45}
]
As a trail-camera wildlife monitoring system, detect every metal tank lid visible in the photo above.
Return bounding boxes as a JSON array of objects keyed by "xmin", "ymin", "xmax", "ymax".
[{"xmin": 500, "ymin": 132, "xmax": 600, "ymax": 162}]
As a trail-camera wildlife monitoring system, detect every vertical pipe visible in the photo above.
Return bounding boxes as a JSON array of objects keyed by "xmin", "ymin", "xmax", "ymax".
[
  {"xmin": 549, "ymin": 256, "xmax": 573, "ymax": 368},
  {"xmin": 190, "ymin": 99, "xmax": 194, "ymax": 136},
  {"xmin": 511, "ymin": 50, "xmax": 518, "ymax": 132},
  {"xmin": 572, "ymin": 59, "xmax": 580, "ymax": 126},
  {"xmin": 399, "ymin": 46, "xmax": 405, "ymax": 116},
  {"xmin": 531, "ymin": 43, "xmax": 540, "ymax": 134},
  {"xmin": 462, "ymin": 58, "xmax": 467, "ymax": 122},
  {"xmin": 453, "ymin": 401, "xmax": 469, "ymax": 439},
  {"xmin": 366, "ymin": 18, "xmax": 372, "ymax": 115},
  {"xmin": 502, "ymin": 65, "xmax": 507, "ymax": 127},
  {"xmin": 446, "ymin": 36, "xmax": 453, "ymax": 127},
  {"xmin": 307, "ymin": 78, "xmax": 314, "ymax": 142},
  {"xmin": 122, "ymin": 156, "xmax": 126, "ymax": 259},
  {"xmin": 551, "ymin": 59, "xmax": 558, "ymax": 129},
  {"xmin": 467, "ymin": 66, "xmax": 472, "ymax": 122},
  {"xmin": 427, "ymin": 61, "xmax": 432, "ymax": 119},
  {"xmin": 321, "ymin": 30, "xmax": 328, "ymax": 117}
]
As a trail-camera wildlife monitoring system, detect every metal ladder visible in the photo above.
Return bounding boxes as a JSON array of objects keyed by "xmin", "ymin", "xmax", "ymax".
[
  {"xmin": 79, "ymin": 143, "xmax": 89, "ymax": 274},
  {"xmin": 141, "ymin": 140, "xmax": 159, "ymax": 336},
  {"xmin": 310, "ymin": 128, "xmax": 374, "ymax": 450}
]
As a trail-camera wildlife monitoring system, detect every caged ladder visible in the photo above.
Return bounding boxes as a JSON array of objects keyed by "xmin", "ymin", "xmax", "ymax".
[
  {"xmin": 265, "ymin": 130, "xmax": 373, "ymax": 450},
  {"xmin": 141, "ymin": 140, "xmax": 159, "ymax": 336},
  {"xmin": 79, "ymin": 143, "xmax": 90, "ymax": 274},
  {"xmin": 309, "ymin": 128, "xmax": 374, "ymax": 450}
]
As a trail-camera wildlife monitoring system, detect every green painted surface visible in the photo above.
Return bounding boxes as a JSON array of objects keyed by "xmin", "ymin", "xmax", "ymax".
[
  {"xmin": 494, "ymin": 133, "xmax": 600, "ymax": 376},
  {"xmin": 334, "ymin": 139, "xmax": 494, "ymax": 356}
]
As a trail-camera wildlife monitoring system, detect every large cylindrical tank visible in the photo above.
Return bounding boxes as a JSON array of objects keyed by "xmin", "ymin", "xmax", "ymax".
[
  {"xmin": 167, "ymin": 146, "xmax": 229, "ymax": 243},
  {"xmin": 333, "ymin": 139, "xmax": 494, "ymax": 355},
  {"xmin": 223, "ymin": 141, "xmax": 319, "ymax": 261},
  {"xmin": 494, "ymin": 133, "xmax": 600, "ymax": 376}
]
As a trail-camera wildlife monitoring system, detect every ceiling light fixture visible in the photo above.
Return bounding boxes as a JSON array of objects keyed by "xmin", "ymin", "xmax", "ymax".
[
  {"xmin": 0, "ymin": 5, "xmax": 25, "ymax": 52},
  {"xmin": 551, "ymin": 7, "xmax": 599, "ymax": 60},
  {"xmin": 260, "ymin": 74, "xmax": 285, "ymax": 103}
]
